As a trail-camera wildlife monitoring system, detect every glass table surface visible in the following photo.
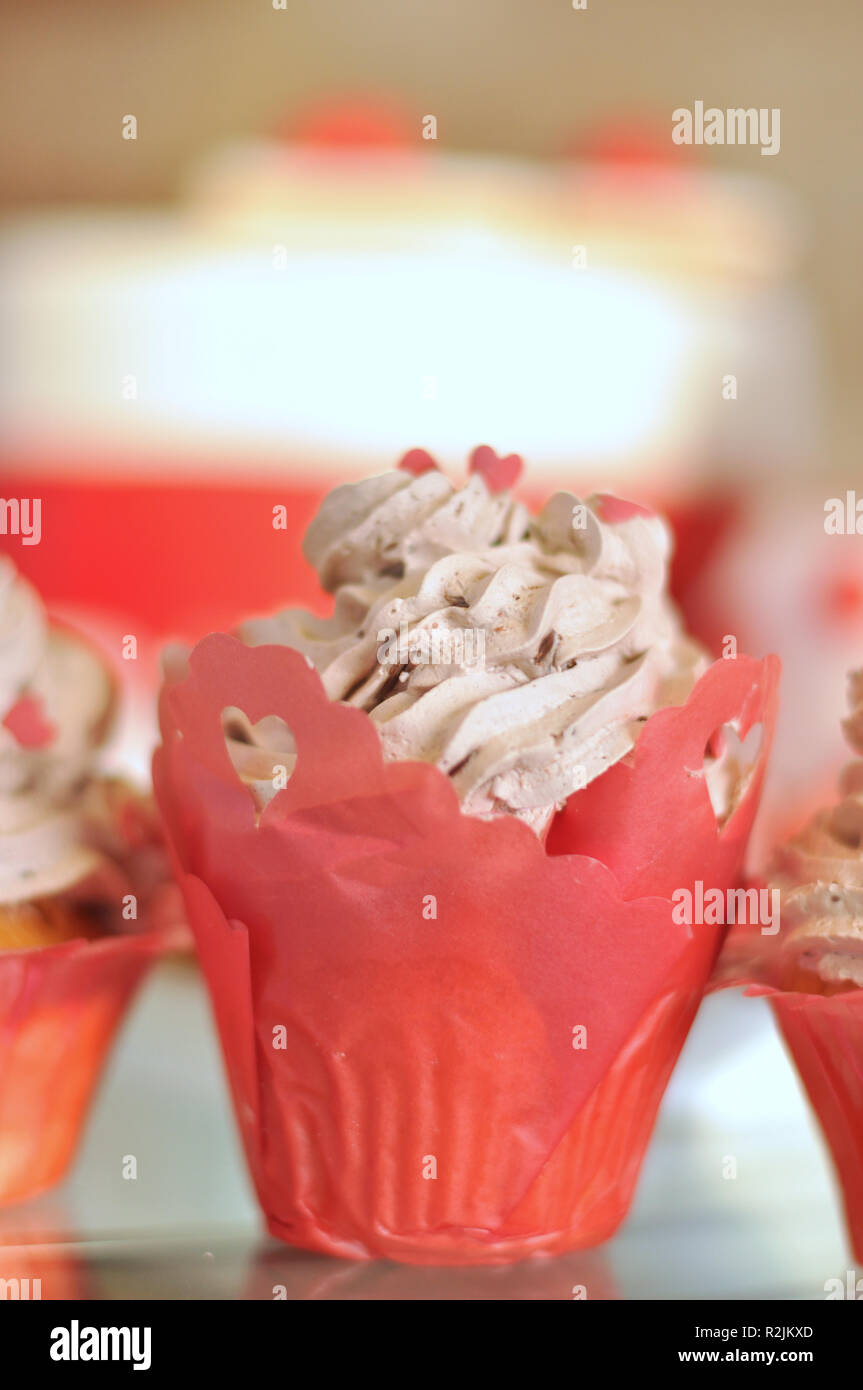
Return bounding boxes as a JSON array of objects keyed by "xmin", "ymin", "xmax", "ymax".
[{"xmin": 0, "ymin": 961, "xmax": 852, "ymax": 1300}]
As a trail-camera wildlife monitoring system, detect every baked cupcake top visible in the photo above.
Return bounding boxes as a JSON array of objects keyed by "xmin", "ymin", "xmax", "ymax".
[
  {"xmin": 0, "ymin": 557, "xmax": 115, "ymax": 904},
  {"xmin": 773, "ymin": 670, "xmax": 863, "ymax": 989},
  {"xmin": 233, "ymin": 449, "xmax": 706, "ymax": 836}
]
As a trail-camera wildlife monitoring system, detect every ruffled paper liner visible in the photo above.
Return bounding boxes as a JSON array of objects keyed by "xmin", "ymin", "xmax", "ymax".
[
  {"xmin": 712, "ymin": 936, "xmax": 863, "ymax": 1265},
  {"xmin": 0, "ymin": 923, "xmax": 184, "ymax": 1206},
  {"xmin": 155, "ymin": 635, "xmax": 778, "ymax": 1263},
  {"xmin": 770, "ymin": 991, "xmax": 863, "ymax": 1263}
]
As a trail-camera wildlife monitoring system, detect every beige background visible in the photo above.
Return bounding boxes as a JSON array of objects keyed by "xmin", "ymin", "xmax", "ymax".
[{"xmin": 1, "ymin": 0, "xmax": 861, "ymax": 472}]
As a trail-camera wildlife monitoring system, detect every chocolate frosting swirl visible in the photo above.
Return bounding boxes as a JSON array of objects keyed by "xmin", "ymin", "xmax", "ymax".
[{"xmin": 234, "ymin": 467, "xmax": 705, "ymax": 836}]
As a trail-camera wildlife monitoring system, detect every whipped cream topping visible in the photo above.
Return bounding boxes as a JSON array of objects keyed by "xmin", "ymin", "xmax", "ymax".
[
  {"xmin": 234, "ymin": 462, "xmax": 705, "ymax": 836},
  {"xmin": 774, "ymin": 670, "xmax": 863, "ymax": 988},
  {"xmin": 0, "ymin": 558, "xmax": 115, "ymax": 905}
]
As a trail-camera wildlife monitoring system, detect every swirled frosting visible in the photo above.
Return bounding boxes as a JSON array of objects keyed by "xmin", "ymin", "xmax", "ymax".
[
  {"xmin": 233, "ymin": 458, "xmax": 706, "ymax": 836},
  {"xmin": 0, "ymin": 557, "xmax": 115, "ymax": 905},
  {"xmin": 773, "ymin": 670, "xmax": 863, "ymax": 988}
]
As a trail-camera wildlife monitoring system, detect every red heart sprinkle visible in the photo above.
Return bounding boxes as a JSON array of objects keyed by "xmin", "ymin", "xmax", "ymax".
[
  {"xmin": 397, "ymin": 448, "xmax": 439, "ymax": 477},
  {"xmin": 2, "ymin": 694, "xmax": 57, "ymax": 748},
  {"xmin": 468, "ymin": 445, "xmax": 523, "ymax": 493}
]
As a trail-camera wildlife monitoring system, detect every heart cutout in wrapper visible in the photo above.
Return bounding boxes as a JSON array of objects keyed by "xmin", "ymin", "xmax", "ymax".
[
  {"xmin": 154, "ymin": 636, "xmax": 779, "ymax": 1263},
  {"xmin": 547, "ymin": 660, "xmax": 774, "ymax": 898}
]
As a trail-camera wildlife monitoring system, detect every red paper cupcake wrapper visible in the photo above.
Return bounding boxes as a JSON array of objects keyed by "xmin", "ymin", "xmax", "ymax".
[
  {"xmin": 0, "ymin": 925, "xmax": 183, "ymax": 1205},
  {"xmin": 768, "ymin": 992, "xmax": 863, "ymax": 1263},
  {"xmin": 155, "ymin": 635, "xmax": 778, "ymax": 1262},
  {"xmin": 712, "ymin": 957, "xmax": 863, "ymax": 1266}
]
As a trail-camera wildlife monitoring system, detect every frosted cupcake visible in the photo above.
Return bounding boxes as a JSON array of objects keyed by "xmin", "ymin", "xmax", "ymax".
[
  {"xmin": 0, "ymin": 557, "xmax": 180, "ymax": 1203},
  {"xmin": 770, "ymin": 670, "xmax": 863, "ymax": 994},
  {"xmin": 716, "ymin": 672, "xmax": 863, "ymax": 1261},
  {"xmin": 230, "ymin": 447, "xmax": 707, "ymax": 835},
  {"xmin": 155, "ymin": 447, "xmax": 778, "ymax": 1263}
]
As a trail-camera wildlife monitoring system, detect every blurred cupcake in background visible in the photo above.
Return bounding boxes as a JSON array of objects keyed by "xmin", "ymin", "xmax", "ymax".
[
  {"xmin": 716, "ymin": 668, "xmax": 863, "ymax": 1260},
  {"xmin": 682, "ymin": 494, "xmax": 863, "ymax": 871},
  {"xmin": 156, "ymin": 446, "xmax": 778, "ymax": 1264},
  {"xmin": 0, "ymin": 556, "xmax": 183, "ymax": 1205},
  {"xmin": 772, "ymin": 669, "xmax": 863, "ymax": 995},
  {"xmin": 0, "ymin": 103, "xmax": 814, "ymax": 642}
]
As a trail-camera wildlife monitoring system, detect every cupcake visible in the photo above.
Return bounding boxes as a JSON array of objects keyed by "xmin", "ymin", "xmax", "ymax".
[
  {"xmin": 717, "ymin": 670, "xmax": 863, "ymax": 1260},
  {"xmin": 771, "ymin": 670, "xmax": 863, "ymax": 994},
  {"xmin": 0, "ymin": 557, "xmax": 181, "ymax": 1204},
  {"xmin": 155, "ymin": 446, "xmax": 778, "ymax": 1263}
]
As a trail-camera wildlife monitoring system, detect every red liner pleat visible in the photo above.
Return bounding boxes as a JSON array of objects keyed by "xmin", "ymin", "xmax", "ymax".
[
  {"xmin": 711, "ymin": 919, "xmax": 863, "ymax": 1262},
  {"xmin": 769, "ymin": 992, "xmax": 863, "ymax": 1262},
  {"xmin": 0, "ymin": 927, "xmax": 179, "ymax": 1205},
  {"xmin": 155, "ymin": 635, "xmax": 778, "ymax": 1262}
]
